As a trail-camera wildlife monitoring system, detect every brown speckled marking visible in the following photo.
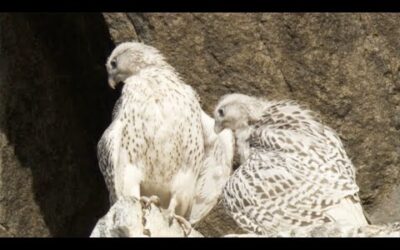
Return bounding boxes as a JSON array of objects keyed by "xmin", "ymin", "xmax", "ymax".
[{"xmin": 221, "ymin": 97, "xmax": 363, "ymax": 235}]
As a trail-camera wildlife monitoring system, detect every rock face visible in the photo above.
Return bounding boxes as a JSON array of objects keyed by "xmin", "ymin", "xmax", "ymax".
[
  {"xmin": 193, "ymin": 201, "xmax": 246, "ymax": 237},
  {"xmin": 2, "ymin": 13, "xmax": 400, "ymax": 237}
]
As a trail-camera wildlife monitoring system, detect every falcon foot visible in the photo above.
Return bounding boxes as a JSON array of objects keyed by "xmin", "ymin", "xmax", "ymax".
[
  {"xmin": 140, "ymin": 195, "xmax": 160, "ymax": 208},
  {"xmin": 168, "ymin": 214, "xmax": 192, "ymax": 237}
]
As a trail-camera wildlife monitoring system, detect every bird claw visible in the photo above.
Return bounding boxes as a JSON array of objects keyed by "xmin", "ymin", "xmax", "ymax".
[
  {"xmin": 169, "ymin": 214, "xmax": 192, "ymax": 237},
  {"xmin": 140, "ymin": 195, "xmax": 160, "ymax": 208}
]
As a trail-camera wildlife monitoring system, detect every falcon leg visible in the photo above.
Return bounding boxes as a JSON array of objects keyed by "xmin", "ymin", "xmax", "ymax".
[
  {"xmin": 140, "ymin": 195, "xmax": 161, "ymax": 208},
  {"xmin": 167, "ymin": 197, "xmax": 177, "ymax": 225},
  {"xmin": 121, "ymin": 164, "xmax": 142, "ymax": 201},
  {"xmin": 173, "ymin": 214, "xmax": 192, "ymax": 237},
  {"xmin": 167, "ymin": 196, "xmax": 192, "ymax": 236}
]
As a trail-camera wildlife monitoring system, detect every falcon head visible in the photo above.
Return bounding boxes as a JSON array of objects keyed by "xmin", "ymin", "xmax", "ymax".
[
  {"xmin": 213, "ymin": 93, "xmax": 264, "ymax": 133},
  {"xmin": 106, "ymin": 41, "xmax": 167, "ymax": 89}
]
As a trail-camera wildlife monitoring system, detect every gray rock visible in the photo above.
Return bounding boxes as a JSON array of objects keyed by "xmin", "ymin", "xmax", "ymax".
[
  {"xmin": 194, "ymin": 201, "xmax": 246, "ymax": 237},
  {"xmin": 90, "ymin": 197, "xmax": 203, "ymax": 237},
  {"xmin": 90, "ymin": 198, "xmax": 144, "ymax": 237}
]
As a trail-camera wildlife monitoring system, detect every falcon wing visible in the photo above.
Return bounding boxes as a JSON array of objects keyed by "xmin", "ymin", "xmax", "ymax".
[
  {"xmin": 224, "ymin": 150, "xmax": 340, "ymax": 235},
  {"xmin": 97, "ymin": 114, "xmax": 123, "ymax": 205},
  {"xmin": 189, "ymin": 111, "xmax": 235, "ymax": 224},
  {"xmin": 111, "ymin": 96, "xmax": 122, "ymax": 120},
  {"xmin": 249, "ymin": 122, "xmax": 359, "ymax": 202},
  {"xmin": 239, "ymin": 126, "xmax": 362, "ymax": 231}
]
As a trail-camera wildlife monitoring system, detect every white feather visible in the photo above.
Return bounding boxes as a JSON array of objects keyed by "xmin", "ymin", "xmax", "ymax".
[{"xmin": 189, "ymin": 111, "xmax": 235, "ymax": 224}]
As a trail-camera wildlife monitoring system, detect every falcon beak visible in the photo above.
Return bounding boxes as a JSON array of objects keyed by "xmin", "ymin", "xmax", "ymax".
[
  {"xmin": 108, "ymin": 77, "xmax": 117, "ymax": 89},
  {"xmin": 214, "ymin": 122, "xmax": 223, "ymax": 134}
]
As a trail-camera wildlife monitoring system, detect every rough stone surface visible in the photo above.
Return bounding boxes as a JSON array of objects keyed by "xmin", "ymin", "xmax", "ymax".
[
  {"xmin": 90, "ymin": 197, "xmax": 144, "ymax": 237},
  {"xmin": 102, "ymin": 13, "xmax": 138, "ymax": 44},
  {"xmin": 194, "ymin": 201, "xmax": 246, "ymax": 237},
  {"xmin": 90, "ymin": 197, "xmax": 203, "ymax": 237}
]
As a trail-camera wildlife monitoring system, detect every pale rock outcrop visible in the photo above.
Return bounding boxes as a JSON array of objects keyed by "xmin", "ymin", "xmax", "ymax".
[{"xmin": 90, "ymin": 197, "xmax": 203, "ymax": 237}]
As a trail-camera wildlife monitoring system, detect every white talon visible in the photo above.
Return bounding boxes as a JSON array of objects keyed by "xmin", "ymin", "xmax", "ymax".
[
  {"xmin": 173, "ymin": 214, "xmax": 193, "ymax": 237},
  {"xmin": 140, "ymin": 195, "xmax": 160, "ymax": 208}
]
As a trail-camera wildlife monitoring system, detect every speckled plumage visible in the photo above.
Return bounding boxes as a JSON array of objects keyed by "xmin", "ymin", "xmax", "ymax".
[
  {"xmin": 98, "ymin": 42, "xmax": 234, "ymax": 225},
  {"xmin": 214, "ymin": 93, "xmax": 368, "ymax": 235},
  {"xmin": 98, "ymin": 42, "xmax": 204, "ymax": 219}
]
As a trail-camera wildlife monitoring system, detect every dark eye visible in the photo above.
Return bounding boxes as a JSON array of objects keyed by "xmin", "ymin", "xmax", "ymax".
[
  {"xmin": 218, "ymin": 108, "xmax": 224, "ymax": 117},
  {"xmin": 110, "ymin": 60, "xmax": 117, "ymax": 69}
]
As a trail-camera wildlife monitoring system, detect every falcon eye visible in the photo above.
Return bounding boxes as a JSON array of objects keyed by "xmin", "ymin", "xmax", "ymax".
[
  {"xmin": 218, "ymin": 108, "xmax": 224, "ymax": 117},
  {"xmin": 110, "ymin": 60, "xmax": 117, "ymax": 69}
]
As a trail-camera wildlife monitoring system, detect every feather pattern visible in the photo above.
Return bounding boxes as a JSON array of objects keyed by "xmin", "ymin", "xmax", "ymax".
[{"xmin": 214, "ymin": 94, "xmax": 368, "ymax": 235}]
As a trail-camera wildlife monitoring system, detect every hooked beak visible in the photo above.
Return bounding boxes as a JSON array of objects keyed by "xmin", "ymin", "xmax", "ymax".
[
  {"xmin": 214, "ymin": 121, "xmax": 224, "ymax": 134},
  {"xmin": 108, "ymin": 77, "xmax": 118, "ymax": 90}
]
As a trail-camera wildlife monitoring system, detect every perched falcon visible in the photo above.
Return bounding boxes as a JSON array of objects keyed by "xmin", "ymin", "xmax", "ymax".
[
  {"xmin": 213, "ymin": 93, "xmax": 368, "ymax": 235},
  {"xmin": 97, "ymin": 42, "xmax": 234, "ymax": 233}
]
